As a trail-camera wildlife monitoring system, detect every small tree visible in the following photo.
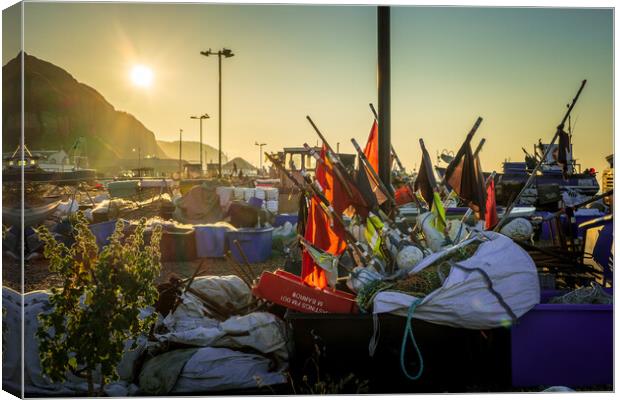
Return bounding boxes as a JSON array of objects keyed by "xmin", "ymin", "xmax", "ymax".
[{"xmin": 35, "ymin": 213, "xmax": 162, "ymax": 395}]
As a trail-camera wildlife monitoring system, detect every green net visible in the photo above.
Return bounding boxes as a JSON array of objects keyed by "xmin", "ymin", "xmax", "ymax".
[{"xmin": 356, "ymin": 241, "xmax": 482, "ymax": 312}]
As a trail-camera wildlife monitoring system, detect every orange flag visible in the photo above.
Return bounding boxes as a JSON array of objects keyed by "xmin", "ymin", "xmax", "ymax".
[
  {"xmin": 301, "ymin": 145, "xmax": 347, "ymax": 289},
  {"xmin": 485, "ymin": 179, "xmax": 499, "ymax": 230},
  {"xmin": 363, "ymin": 120, "xmax": 379, "ymax": 174}
]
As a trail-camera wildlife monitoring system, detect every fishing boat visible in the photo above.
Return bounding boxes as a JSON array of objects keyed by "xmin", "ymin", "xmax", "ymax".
[
  {"xmin": 436, "ymin": 137, "xmax": 599, "ymax": 208},
  {"xmin": 2, "ymin": 199, "xmax": 62, "ymax": 227},
  {"xmin": 2, "ymin": 145, "xmax": 97, "ymax": 185},
  {"xmin": 494, "ymin": 139, "xmax": 599, "ymax": 206}
]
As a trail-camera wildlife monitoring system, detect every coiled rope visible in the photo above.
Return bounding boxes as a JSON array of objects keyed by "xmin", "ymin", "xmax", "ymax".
[{"xmin": 400, "ymin": 298, "xmax": 424, "ymax": 380}]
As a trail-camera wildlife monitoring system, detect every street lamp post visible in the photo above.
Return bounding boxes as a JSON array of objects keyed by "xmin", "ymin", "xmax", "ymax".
[
  {"xmin": 132, "ymin": 147, "xmax": 141, "ymax": 177},
  {"xmin": 179, "ymin": 128, "xmax": 183, "ymax": 177},
  {"xmin": 254, "ymin": 142, "xmax": 266, "ymax": 174},
  {"xmin": 200, "ymin": 48, "xmax": 235, "ymax": 178},
  {"xmin": 190, "ymin": 113, "xmax": 210, "ymax": 175}
]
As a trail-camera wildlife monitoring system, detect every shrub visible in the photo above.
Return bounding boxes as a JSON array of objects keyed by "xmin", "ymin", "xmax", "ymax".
[{"xmin": 35, "ymin": 213, "xmax": 162, "ymax": 395}]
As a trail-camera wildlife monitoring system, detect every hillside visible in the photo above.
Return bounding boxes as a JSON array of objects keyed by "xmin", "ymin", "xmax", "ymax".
[
  {"xmin": 2, "ymin": 52, "xmax": 166, "ymax": 168},
  {"xmin": 157, "ymin": 140, "xmax": 228, "ymax": 165},
  {"xmin": 224, "ymin": 157, "xmax": 256, "ymax": 171}
]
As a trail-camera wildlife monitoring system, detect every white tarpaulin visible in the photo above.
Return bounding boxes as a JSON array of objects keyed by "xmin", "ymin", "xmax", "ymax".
[
  {"xmin": 2, "ymin": 288, "xmax": 137, "ymax": 397},
  {"xmin": 172, "ymin": 347, "xmax": 287, "ymax": 393},
  {"xmin": 372, "ymin": 232, "xmax": 540, "ymax": 329},
  {"xmin": 157, "ymin": 312, "xmax": 289, "ymax": 357},
  {"xmin": 161, "ymin": 275, "xmax": 253, "ymax": 333}
]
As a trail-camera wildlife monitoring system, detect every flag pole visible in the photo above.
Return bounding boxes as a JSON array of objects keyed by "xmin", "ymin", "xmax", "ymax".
[
  {"xmin": 370, "ymin": 102, "xmax": 405, "ymax": 173},
  {"xmin": 473, "ymin": 138, "xmax": 486, "ymax": 158},
  {"xmin": 438, "ymin": 116, "xmax": 484, "ymax": 189},
  {"xmin": 419, "ymin": 138, "xmax": 448, "ymax": 230},
  {"xmin": 442, "ymin": 137, "xmax": 487, "ymax": 208},
  {"xmin": 377, "ymin": 5, "xmax": 392, "ymax": 197},
  {"xmin": 494, "ymin": 79, "xmax": 587, "ymax": 232},
  {"xmin": 305, "ymin": 116, "xmax": 351, "ymax": 172},
  {"xmin": 265, "ymin": 152, "xmax": 368, "ymax": 267},
  {"xmin": 460, "ymin": 171, "xmax": 496, "ymax": 224},
  {"xmin": 303, "ymin": 143, "xmax": 368, "ymax": 209},
  {"xmin": 351, "ymin": 138, "xmax": 397, "ymax": 208}
]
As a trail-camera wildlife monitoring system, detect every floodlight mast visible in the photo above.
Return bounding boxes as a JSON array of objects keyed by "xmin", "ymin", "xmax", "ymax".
[
  {"xmin": 190, "ymin": 113, "xmax": 210, "ymax": 174},
  {"xmin": 255, "ymin": 142, "xmax": 267, "ymax": 172},
  {"xmin": 200, "ymin": 48, "xmax": 235, "ymax": 178}
]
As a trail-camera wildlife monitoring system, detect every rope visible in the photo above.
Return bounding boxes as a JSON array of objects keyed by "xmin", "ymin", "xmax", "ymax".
[
  {"xmin": 368, "ymin": 312, "xmax": 381, "ymax": 357},
  {"xmin": 400, "ymin": 298, "xmax": 424, "ymax": 380}
]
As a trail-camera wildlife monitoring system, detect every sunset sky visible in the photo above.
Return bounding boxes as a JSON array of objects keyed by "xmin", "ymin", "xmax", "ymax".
[{"xmin": 6, "ymin": 3, "xmax": 614, "ymax": 174}]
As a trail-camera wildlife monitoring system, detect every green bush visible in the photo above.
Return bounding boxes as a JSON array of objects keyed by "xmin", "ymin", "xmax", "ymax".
[{"xmin": 35, "ymin": 213, "xmax": 162, "ymax": 395}]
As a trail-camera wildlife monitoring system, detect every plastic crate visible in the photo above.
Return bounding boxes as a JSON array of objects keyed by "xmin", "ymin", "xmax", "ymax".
[{"xmin": 511, "ymin": 291, "xmax": 613, "ymax": 388}]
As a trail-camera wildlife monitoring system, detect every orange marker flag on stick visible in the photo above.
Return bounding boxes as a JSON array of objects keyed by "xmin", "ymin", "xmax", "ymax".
[
  {"xmin": 363, "ymin": 120, "xmax": 379, "ymax": 174},
  {"xmin": 485, "ymin": 179, "xmax": 499, "ymax": 230},
  {"xmin": 301, "ymin": 146, "xmax": 347, "ymax": 289}
]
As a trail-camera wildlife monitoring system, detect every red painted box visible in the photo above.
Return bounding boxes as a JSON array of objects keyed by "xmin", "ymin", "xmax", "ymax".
[{"xmin": 252, "ymin": 269, "xmax": 359, "ymax": 314}]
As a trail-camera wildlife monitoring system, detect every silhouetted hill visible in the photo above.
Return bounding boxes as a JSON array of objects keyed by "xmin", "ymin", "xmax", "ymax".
[
  {"xmin": 2, "ymin": 52, "xmax": 166, "ymax": 168},
  {"xmin": 224, "ymin": 157, "xmax": 256, "ymax": 171},
  {"xmin": 157, "ymin": 140, "xmax": 228, "ymax": 165}
]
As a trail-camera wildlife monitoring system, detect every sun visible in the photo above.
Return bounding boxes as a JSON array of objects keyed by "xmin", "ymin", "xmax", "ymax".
[{"xmin": 130, "ymin": 65, "xmax": 154, "ymax": 87}]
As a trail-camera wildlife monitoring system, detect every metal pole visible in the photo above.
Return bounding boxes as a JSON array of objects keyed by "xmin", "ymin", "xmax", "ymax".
[
  {"xmin": 199, "ymin": 118, "xmax": 203, "ymax": 174},
  {"xmin": 218, "ymin": 53, "xmax": 222, "ymax": 178},
  {"xmin": 179, "ymin": 128, "xmax": 183, "ymax": 176},
  {"xmin": 377, "ymin": 6, "xmax": 392, "ymax": 196}
]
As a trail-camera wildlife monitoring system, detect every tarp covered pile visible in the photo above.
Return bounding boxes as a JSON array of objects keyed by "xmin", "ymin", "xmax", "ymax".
[
  {"xmin": 173, "ymin": 184, "xmax": 222, "ymax": 224},
  {"xmin": 3, "ymin": 275, "xmax": 289, "ymax": 397}
]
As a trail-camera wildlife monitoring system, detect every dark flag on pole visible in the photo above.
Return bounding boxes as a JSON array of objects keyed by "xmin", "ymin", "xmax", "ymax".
[
  {"xmin": 444, "ymin": 141, "xmax": 487, "ymax": 218},
  {"xmin": 354, "ymin": 155, "xmax": 387, "ymax": 214},
  {"xmin": 414, "ymin": 152, "xmax": 435, "ymax": 209},
  {"xmin": 557, "ymin": 128, "xmax": 570, "ymax": 177}
]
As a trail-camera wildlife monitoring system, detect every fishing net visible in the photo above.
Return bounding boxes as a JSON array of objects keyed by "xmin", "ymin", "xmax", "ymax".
[
  {"xmin": 549, "ymin": 282, "xmax": 612, "ymax": 305},
  {"xmin": 356, "ymin": 241, "xmax": 482, "ymax": 312}
]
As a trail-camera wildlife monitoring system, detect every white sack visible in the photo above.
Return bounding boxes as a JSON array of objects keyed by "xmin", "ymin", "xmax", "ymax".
[
  {"xmin": 372, "ymin": 232, "xmax": 540, "ymax": 329},
  {"xmin": 172, "ymin": 347, "xmax": 287, "ymax": 393}
]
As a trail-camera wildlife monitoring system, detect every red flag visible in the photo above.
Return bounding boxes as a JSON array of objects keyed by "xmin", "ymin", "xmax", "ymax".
[
  {"xmin": 394, "ymin": 185, "xmax": 415, "ymax": 206},
  {"xmin": 301, "ymin": 146, "xmax": 347, "ymax": 289},
  {"xmin": 363, "ymin": 120, "xmax": 379, "ymax": 174},
  {"xmin": 485, "ymin": 179, "xmax": 499, "ymax": 230}
]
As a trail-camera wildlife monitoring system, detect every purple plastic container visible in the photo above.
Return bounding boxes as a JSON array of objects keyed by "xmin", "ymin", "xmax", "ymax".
[
  {"xmin": 247, "ymin": 196, "xmax": 263, "ymax": 208},
  {"xmin": 511, "ymin": 291, "xmax": 613, "ymax": 388},
  {"xmin": 274, "ymin": 213, "xmax": 299, "ymax": 227},
  {"xmin": 227, "ymin": 227, "xmax": 273, "ymax": 264}
]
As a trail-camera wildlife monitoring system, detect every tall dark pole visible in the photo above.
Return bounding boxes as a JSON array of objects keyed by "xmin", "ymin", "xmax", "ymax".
[
  {"xmin": 378, "ymin": 6, "xmax": 392, "ymax": 196},
  {"xmin": 199, "ymin": 118, "xmax": 203, "ymax": 172},
  {"xmin": 218, "ymin": 53, "xmax": 222, "ymax": 177},
  {"xmin": 202, "ymin": 48, "xmax": 234, "ymax": 178}
]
